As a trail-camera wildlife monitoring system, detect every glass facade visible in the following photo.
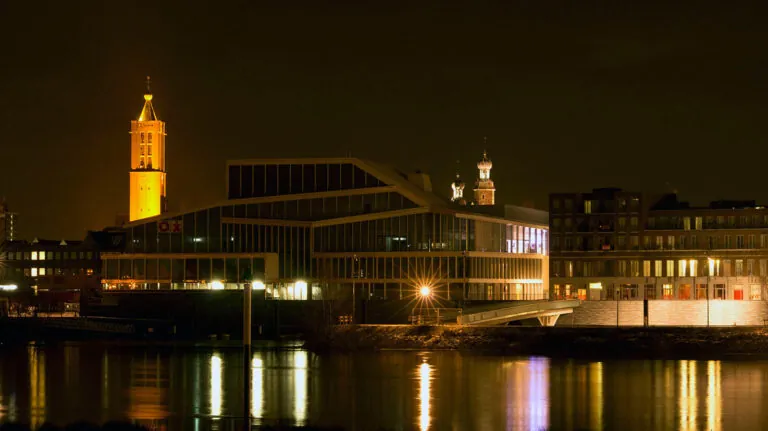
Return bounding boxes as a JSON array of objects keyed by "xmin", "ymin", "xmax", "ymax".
[
  {"xmin": 104, "ymin": 159, "xmax": 549, "ymax": 300},
  {"xmin": 228, "ymin": 162, "xmax": 386, "ymax": 200}
]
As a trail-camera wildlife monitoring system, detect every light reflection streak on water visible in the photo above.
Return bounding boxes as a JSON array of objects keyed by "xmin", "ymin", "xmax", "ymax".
[
  {"xmin": 252, "ymin": 355, "xmax": 264, "ymax": 420},
  {"xmin": 418, "ymin": 361, "xmax": 432, "ymax": 431},
  {"xmin": 707, "ymin": 361, "xmax": 721, "ymax": 431},
  {"xmin": 528, "ymin": 358, "xmax": 550, "ymax": 431},
  {"xmin": 210, "ymin": 353, "xmax": 222, "ymax": 418},
  {"xmin": 0, "ymin": 369, "xmax": 4, "ymax": 422},
  {"xmin": 589, "ymin": 362, "xmax": 603, "ymax": 431},
  {"xmin": 29, "ymin": 346, "xmax": 45, "ymax": 430},
  {"xmin": 294, "ymin": 351, "xmax": 308, "ymax": 425},
  {"xmin": 102, "ymin": 353, "xmax": 109, "ymax": 413},
  {"xmin": 679, "ymin": 360, "xmax": 697, "ymax": 431}
]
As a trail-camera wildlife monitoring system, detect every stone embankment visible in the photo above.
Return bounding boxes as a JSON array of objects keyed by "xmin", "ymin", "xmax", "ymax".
[{"xmin": 305, "ymin": 325, "xmax": 768, "ymax": 359}]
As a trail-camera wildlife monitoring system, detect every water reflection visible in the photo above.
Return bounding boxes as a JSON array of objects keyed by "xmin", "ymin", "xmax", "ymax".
[
  {"xmin": 418, "ymin": 360, "xmax": 432, "ymax": 431},
  {"xmin": 679, "ymin": 360, "xmax": 697, "ymax": 431},
  {"xmin": 251, "ymin": 355, "xmax": 264, "ymax": 420},
  {"xmin": 28, "ymin": 346, "xmax": 45, "ymax": 430},
  {"xmin": 528, "ymin": 358, "xmax": 549, "ymax": 431},
  {"xmin": 293, "ymin": 351, "xmax": 308, "ymax": 425},
  {"xmin": 590, "ymin": 362, "xmax": 603, "ymax": 431},
  {"xmin": 707, "ymin": 360, "xmax": 722, "ymax": 431},
  {"xmin": 0, "ymin": 346, "xmax": 751, "ymax": 430},
  {"xmin": 101, "ymin": 352, "xmax": 109, "ymax": 416},
  {"xmin": 209, "ymin": 353, "xmax": 222, "ymax": 418},
  {"xmin": 503, "ymin": 358, "xmax": 550, "ymax": 430},
  {"xmin": 127, "ymin": 353, "xmax": 169, "ymax": 430}
]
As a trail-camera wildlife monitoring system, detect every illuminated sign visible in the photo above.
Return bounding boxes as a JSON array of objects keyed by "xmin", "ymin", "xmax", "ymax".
[{"xmin": 158, "ymin": 220, "xmax": 183, "ymax": 233}]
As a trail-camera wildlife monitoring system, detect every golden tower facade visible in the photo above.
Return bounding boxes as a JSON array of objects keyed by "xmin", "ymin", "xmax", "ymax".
[
  {"xmin": 473, "ymin": 149, "xmax": 495, "ymax": 206},
  {"xmin": 129, "ymin": 77, "xmax": 167, "ymax": 222}
]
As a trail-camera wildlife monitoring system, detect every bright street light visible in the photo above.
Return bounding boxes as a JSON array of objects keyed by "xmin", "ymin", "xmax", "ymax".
[{"xmin": 419, "ymin": 286, "xmax": 432, "ymax": 298}]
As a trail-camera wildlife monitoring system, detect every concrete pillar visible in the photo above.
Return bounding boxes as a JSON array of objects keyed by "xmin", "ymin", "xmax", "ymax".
[{"xmin": 538, "ymin": 314, "xmax": 560, "ymax": 327}]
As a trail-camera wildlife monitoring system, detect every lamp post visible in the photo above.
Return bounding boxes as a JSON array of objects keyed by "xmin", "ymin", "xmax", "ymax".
[
  {"xmin": 707, "ymin": 257, "xmax": 713, "ymax": 328},
  {"xmin": 351, "ymin": 254, "xmax": 357, "ymax": 324},
  {"xmin": 241, "ymin": 267, "xmax": 253, "ymax": 430}
]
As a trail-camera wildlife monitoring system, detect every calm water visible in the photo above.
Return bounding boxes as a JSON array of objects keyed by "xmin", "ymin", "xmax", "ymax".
[{"xmin": 0, "ymin": 343, "xmax": 765, "ymax": 430}]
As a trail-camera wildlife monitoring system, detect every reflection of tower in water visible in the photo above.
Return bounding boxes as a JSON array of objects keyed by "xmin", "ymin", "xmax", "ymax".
[{"xmin": 128, "ymin": 353, "xmax": 169, "ymax": 431}]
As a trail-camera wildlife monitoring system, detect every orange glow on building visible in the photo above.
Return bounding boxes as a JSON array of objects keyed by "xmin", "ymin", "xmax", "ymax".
[{"xmin": 129, "ymin": 76, "xmax": 167, "ymax": 222}]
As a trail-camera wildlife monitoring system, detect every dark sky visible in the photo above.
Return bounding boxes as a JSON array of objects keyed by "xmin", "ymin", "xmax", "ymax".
[{"xmin": 1, "ymin": 1, "xmax": 767, "ymax": 240}]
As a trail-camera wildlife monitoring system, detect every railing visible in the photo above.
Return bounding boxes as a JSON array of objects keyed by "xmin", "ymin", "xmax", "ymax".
[{"xmin": 409, "ymin": 308, "xmax": 463, "ymax": 325}]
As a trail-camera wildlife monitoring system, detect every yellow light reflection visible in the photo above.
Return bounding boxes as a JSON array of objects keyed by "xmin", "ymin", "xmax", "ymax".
[
  {"xmin": 589, "ymin": 362, "xmax": 602, "ymax": 431},
  {"xmin": 418, "ymin": 361, "xmax": 432, "ymax": 431},
  {"xmin": 28, "ymin": 346, "xmax": 45, "ymax": 430},
  {"xmin": 210, "ymin": 354, "xmax": 222, "ymax": 418},
  {"xmin": 294, "ymin": 351, "xmax": 308, "ymax": 425},
  {"xmin": 529, "ymin": 358, "xmax": 550, "ymax": 431},
  {"xmin": 251, "ymin": 356, "xmax": 264, "ymax": 420},
  {"xmin": 679, "ymin": 360, "xmax": 697, "ymax": 431},
  {"xmin": 707, "ymin": 361, "xmax": 721, "ymax": 431},
  {"xmin": 102, "ymin": 352, "xmax": 109, "ymax": 420}
]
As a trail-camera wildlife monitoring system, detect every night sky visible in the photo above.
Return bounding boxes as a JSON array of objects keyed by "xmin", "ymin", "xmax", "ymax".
[{"xmin": 1, "ymin": 1, "xmax": 767, "ymax": 240}]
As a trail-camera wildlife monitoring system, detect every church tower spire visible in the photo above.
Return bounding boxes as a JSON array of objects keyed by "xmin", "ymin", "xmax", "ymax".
[
  {"xmin": 129, "ymin": 76, "xmax": 167, "ymax": 221},
  {"xmin": 451, "ymin": 160, "xmax": 465, "ymax": 203},
  {"xmin": 473, "ymin": 140, "xmax": 495, "ymax": 206}
]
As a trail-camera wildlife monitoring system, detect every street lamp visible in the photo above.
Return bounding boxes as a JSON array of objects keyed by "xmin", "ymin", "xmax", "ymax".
[
  {"xmin": 707, "ymin": 257, "xmax": 714, "ymax": 327},
  {"xmin": 419, "ymin": 285, "xmax": 432, "ymax": 298}
]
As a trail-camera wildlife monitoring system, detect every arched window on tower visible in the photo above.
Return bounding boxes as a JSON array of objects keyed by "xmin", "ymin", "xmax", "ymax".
[
  {"xmin": 148, "ymin": 133, "xmax": 153, "ymax": 144},
  {"xmin": 141, "ymin": 132, "xmax": 145, "ymax": 143}
]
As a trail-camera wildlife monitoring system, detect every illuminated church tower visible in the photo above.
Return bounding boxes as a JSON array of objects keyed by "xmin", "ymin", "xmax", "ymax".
[
  {"xmin": 473, "ymin": 149, "xmax": 495, "ymax": 206},
  {"xmin": 129, "ymin": 77, "xmax": 167, "ymax": 222}
]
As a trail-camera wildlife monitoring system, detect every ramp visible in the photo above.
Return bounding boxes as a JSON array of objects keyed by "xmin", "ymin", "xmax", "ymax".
[{"xmin": 458, "ymin": 299, "xmax": 581, "ymax": 326}]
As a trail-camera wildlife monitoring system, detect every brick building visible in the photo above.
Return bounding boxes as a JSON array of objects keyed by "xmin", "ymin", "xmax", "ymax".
[{"xmin": 549, "ymin": 188, "xmax": 768, "ymax": 325}]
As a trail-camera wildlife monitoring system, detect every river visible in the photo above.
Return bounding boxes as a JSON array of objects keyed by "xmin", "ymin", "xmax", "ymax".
[{"xmin": 0, "ymin": 342, "xmax": 764, "ymax": 430}]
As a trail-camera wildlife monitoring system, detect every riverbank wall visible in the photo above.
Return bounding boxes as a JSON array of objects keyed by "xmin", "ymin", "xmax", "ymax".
[
  {"xmin": 306, "ymin": 325, "xmax": 768, "ymax": 359},
  {"xmin": 559, "ymin": 299, "xmax": 768, "ymax": 326}
]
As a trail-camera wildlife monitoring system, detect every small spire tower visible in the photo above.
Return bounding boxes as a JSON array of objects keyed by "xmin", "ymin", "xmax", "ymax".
[
  {"xmin": 473, "ymin": 140, "xmax": 495, "ymax": 206},
  {"xmin": 129, "ymin": 76, "xmax": 167, "ymax": 221},
  {"xmin": 451, "ymin": 174, "xmax": 465, "ymax": 202}
]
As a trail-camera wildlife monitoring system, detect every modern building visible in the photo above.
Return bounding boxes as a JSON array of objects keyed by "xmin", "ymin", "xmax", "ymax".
[
  {"xmin": 550, "ymin": 188, "xmax": 768, "ymax": 325},
  {"xmin": 101, "ymin": 157, "xmax": 549, "ymax": 302},
  {"xmin": 129, "ymin": 77, "xmax": 167, "ymax": 222},
  {"xmin": 0, "ymin": 199, "xmax": 17, "ymax": 244}
]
